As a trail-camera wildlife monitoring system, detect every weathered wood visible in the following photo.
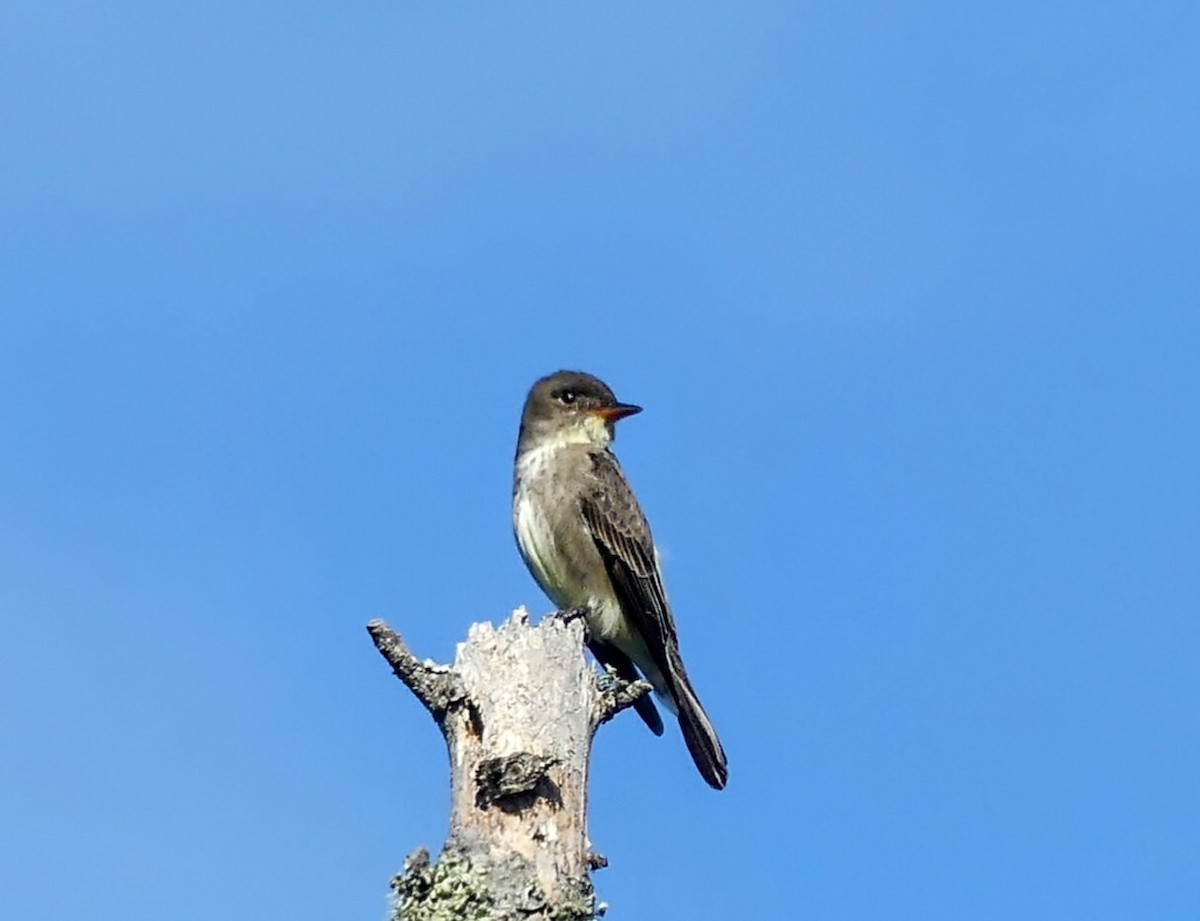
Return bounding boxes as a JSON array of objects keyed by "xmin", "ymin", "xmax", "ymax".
[{"xmin": 368, "ymin": 608, "xmax": 650, "ymax": 921}]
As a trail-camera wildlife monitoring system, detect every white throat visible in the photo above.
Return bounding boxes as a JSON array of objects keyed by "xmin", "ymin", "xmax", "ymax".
[{"xmin": 523, "ymin": 415, "xmax": 612, "ymax": 457}]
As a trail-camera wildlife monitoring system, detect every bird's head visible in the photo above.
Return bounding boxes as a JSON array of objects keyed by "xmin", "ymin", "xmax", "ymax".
[{"xmin": 519, "ymin": 370, "xmax": 642, "ymax": 450}]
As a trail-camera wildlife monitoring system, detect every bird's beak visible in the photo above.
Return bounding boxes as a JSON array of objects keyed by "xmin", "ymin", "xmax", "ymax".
[{"xmin": 591, "ymin": 402, "xmax": 643, "ymax": 422}]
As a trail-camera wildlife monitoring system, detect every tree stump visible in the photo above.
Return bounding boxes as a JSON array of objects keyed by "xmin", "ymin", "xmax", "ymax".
[{"xmin": 367, "ymin": 607, "xmax": 650, "ymax": 921}]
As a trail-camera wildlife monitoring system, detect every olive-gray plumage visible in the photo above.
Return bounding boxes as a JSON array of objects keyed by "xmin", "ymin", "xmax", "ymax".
[{"xmin": 512, "ymin": 370, "xmax": 728, "ymax": 789}]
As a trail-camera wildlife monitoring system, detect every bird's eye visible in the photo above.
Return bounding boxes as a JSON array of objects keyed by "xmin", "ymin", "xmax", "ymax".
[{"xmin": 557, "ymin": 390, "xmax": 577, "ymax": 405}]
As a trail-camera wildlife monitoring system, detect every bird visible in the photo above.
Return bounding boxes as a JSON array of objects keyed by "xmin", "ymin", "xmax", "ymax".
[{"xmin": 512, "ymin": 369, "xmax": 727, "ymax": 789}]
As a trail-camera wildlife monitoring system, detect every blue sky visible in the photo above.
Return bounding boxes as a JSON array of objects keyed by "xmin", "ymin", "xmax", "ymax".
[{"xmin": 2, "ymin": 3, "xmax": 1198, "ymax": 918}]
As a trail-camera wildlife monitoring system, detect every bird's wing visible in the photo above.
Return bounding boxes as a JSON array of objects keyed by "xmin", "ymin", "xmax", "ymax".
[
  {"xmin": 579, "ymin": 450, "xmax": 682, "ymax": 685},
  {"xmin": 581, "ymin": 448, "xmax": 729, "ymax": 790}
]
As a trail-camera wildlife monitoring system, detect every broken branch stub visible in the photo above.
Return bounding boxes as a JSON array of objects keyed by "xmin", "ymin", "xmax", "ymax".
[{"xmin": 367, "ymin": 608, "xmax": 649, "ymax": 920}]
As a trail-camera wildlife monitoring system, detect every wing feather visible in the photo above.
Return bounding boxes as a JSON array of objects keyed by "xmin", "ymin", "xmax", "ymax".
[
  {"xmin": 580, "ymin": 448, "xmax": 729, "ymax": 789},
  {"xmin": 579, "ymin": 451, "xmax": 681, "ymax": 687}
]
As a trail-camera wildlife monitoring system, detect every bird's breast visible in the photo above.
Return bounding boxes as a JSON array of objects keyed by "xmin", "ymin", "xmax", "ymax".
[{"xmin": 513, "ymin": 444, "xmax": 607, "ymax": 612}]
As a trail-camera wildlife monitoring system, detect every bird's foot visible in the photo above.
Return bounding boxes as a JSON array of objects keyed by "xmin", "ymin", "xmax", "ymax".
[
  {"xmin": 557, "ymin": 604, "xmax": 590, "ymax": 623},
  {"xmin": 554, "ymin": 605, "xmax": 592, "ymax": 641}
]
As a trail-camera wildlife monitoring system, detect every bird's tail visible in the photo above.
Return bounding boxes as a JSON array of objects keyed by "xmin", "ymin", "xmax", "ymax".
[{"xmin": 667, "ymin": 660, "xmax": 728, "ymax": 790}]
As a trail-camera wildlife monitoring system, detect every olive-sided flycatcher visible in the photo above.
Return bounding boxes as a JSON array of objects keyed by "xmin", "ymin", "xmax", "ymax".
[{"xmin": 512, "ymin": 370, "xmax": 727, "ymax": 789}]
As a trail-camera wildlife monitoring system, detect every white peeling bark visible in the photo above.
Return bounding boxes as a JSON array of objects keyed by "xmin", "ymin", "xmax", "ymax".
[{"xmin": 368, "ymin": 607, "xmax": 649, "ymax": 921}]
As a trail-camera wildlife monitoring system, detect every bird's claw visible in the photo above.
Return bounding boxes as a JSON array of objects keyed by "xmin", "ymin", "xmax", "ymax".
[
  {"xmin": 555, "ymin": 605, "xmax": 592, "ymax": 641},
  {"xmin": 558, "ymin": 605, "xmax": 590, "ymax": 623}
]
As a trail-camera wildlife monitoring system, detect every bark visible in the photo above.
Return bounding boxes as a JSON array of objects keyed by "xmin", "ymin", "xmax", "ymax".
[{"xmin": 368, "ymin": 607, "xmax": 650, "ymax": 921}]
